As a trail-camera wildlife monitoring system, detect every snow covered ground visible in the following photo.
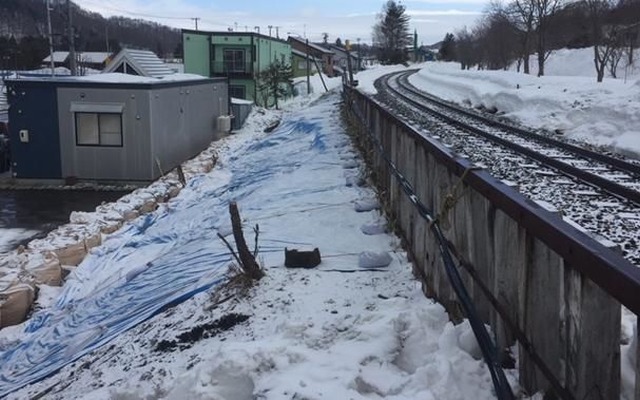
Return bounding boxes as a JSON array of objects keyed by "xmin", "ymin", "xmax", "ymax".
[
  {"xmin": 402, "ymin": 49, "xmax": 640, "ymax": 158},
  {"xmin": 1, "ymin": 49, "xmax": 638, "ymax": 398},
  {"xmin": 0, "ymin": 80, "xmax": 508, "ymax": 398}
]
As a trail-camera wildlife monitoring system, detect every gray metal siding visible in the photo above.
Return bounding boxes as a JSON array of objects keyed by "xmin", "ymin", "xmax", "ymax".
[
  {"xmin": 149, "ymin": 81, "xmax": 228, "ymax": 179},
  {"xmin": 57, "ymin": 87, "xmax": 153, "ymax": 181}
]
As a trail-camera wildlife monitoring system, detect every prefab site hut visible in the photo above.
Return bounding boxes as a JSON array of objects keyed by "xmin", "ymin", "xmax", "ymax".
[{"xmin": 5, "ymin": 74, "xmax": 228, "ymax": 182}]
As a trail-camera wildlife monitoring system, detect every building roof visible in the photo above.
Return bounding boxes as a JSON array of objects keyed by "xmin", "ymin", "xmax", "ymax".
[
  {"xmin": 182, "ymin": 29, "xmax": 289, "ymax": 45},
  {"xmin": 291, "ymin": 48, "xmax": 320, "ymax": 61},
  {"xmin": 42, "ymin": 51, "xmax": 69, "ymax": 63},
  {"xmin": 4, "ymin": 73, "xmax": 221, "ymax": 90},
  {"xmin": 103, "ymin": 49, "xmax": 174, "ymax": 78},
  {"xmin": 287, "ymin": 36, "xmax": 334, "ymax": 55},
  {"xmin": 78, "ymin": 52, "xmax": 112, "ymax": 64},
  {"xmin": 42, "ymin": 51, "xmax": 112, "ymax": 64},
  {"xmin": 320, "ymin": 45, "xmax": 359, "ymax": 61}
]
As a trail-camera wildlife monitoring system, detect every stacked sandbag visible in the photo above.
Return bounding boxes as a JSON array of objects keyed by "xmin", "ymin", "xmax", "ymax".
[
  {"xmin": 23, "ymin": 251, "xmax": 62, "ymax": 286},
  {"xmin": 0, "ymin": 284, "xmax": 35, "ymax": 329}
]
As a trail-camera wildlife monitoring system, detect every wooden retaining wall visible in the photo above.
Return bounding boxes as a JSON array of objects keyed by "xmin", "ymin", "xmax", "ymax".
[{"xmin": 344, "ymin": 86, "xmax": 640, "ymax": 399}]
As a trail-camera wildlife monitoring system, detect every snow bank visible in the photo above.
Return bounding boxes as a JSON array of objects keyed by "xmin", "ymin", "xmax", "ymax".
[
  {"xmin": 410, "ymin": 59, "xmax": 640, "ymax": 156},
  {"xmin": 3, "ymin": 88, "xmax": 507, "ymax": 400}
]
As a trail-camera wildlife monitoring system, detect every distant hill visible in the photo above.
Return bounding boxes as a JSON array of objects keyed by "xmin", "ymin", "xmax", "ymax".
[{"xmin": 0, "ymin": 0, "xmax": 181, "ymax": 69}]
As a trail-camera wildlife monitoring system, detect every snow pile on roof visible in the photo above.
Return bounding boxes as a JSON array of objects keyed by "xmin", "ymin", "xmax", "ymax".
[
  {"xmin": 74, "ymin": 73, "xmax": 207, "ymax": 84},
  {"xmin": 76, "ymin": 73, "xmax": 160, "ymax": 83},
  {"xmin": 42, "ymin": 51, "xmax": 70, "ymax": 63}
]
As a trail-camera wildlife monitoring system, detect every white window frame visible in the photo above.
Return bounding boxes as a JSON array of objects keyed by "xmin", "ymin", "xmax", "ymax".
[{"xmin": 71, "ymin": 102, "xmax": 124, "ymax": 148}]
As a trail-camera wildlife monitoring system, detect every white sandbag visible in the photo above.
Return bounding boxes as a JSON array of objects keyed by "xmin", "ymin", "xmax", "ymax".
[
  {"xmin": 55, "ymin": 242, "xmax": 87, "ymax": 267},
  {"xmin": 360, "ymin": 222, "xmax": 387, "ymax": 235},
  {"xmin": 354, "ymin": 198, "xmax": 380, "ymax": 212},
  {"xmin": 168, "ymin": 186, "xmax": 181, "ymax": 199},
  {"xmin": 344, "ymin": 169, "xmax": 365, "ymax": 187},
  {"xmin": 25, "ymin": 252, "xmax": 62, "ymax": 286},
  {"xmin": 101, "ymin": 221, "xmax": 122, "ymax": 234},
  {"xmin": 122, "ymin": 210, "xmax": 139, "ymax": 221},
  {"xmin": 358, "ymin": 251, "xmax": 392, "ymax": 269},
  {"xmin": 0, "ymin": 284, "xmax": 35, "ymax": 328},
  {"xmin": 342, "ymin": 159, "xmax": 359, "ymax": 169},
  {"xmin": 69, "ymin": 211, "xmax": 96, "ymax": 225},
  {"xmin": 139, "ymin": 199, "xmax": 157, "ymax": 214},
  {"xmin": 84, "ymin": 232, "xmax": 102, "ymax": 250}
]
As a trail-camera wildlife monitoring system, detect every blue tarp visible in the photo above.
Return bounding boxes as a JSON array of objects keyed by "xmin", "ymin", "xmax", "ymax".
[{"xmin": 0, "ymin": 97, "xmax": 331, "ymax": 396}]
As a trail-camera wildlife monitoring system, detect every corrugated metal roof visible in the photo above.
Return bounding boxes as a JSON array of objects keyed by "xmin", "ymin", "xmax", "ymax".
[{"xmin": 103, "ymin": 49, "xmax": 174, "ymax": 78}]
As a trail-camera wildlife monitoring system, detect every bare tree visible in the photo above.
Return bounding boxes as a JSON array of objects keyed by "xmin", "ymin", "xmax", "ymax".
[
  {"xmin": 455, "ymin": 27, "xmax": 476, "ymax": 69},
  {"xmin": 479, "ymin": 2, "xmax": 520, "ymax": 70},
  {"xmin": 585, "ymin": 0, "xmax": 622, "ymax": 81},
  {"xmin": 508, "ymin": 0, "xmax": 535, "ymax": 73},
  {"xmin": 531, "ymin": 0, "xmax": 562, "ymax": 76}
]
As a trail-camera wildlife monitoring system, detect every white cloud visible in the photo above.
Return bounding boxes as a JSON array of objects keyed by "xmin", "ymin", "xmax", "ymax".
[{"xmin": 74, "ymin": 0, "xmax": 479, "ymax": 46}]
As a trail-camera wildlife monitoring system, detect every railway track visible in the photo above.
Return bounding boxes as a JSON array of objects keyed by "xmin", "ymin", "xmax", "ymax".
[{"xmin": 375, "ymin": 70, "xmax": 640, "ymax": 266}]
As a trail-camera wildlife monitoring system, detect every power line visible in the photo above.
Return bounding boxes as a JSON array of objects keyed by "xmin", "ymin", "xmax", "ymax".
[{"xmin": 78, "ymin": 0, "xmax": 195, "ymax": 20}]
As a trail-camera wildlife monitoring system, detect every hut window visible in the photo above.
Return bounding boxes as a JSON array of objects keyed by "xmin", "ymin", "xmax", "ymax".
[{"xmin": 75, "ymin": 112, "xmax": 123, "ymax": 147}]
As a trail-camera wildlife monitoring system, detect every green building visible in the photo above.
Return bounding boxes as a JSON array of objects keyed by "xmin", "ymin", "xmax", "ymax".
[{"xmin": 182, "ymin": 30, "xmax": 292, "ymax": 105}]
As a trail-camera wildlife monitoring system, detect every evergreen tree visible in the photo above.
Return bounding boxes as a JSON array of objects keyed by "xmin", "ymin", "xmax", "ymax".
[
  {"xmin": 372, "ymin": 0, "xmax": 411, "ymax": 64},
  {"xmin": 335, "ymin": 37, "xmax": 343, "ymax": 47},
  {"xmin": 439, "ymin": 33, "xmax": 457, "ymax": 61},
  {"xmin": 257, "ymin": 60, "xmax": 292, "ymax": 109}
]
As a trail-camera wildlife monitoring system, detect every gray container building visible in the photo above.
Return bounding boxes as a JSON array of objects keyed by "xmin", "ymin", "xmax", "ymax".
[{"xmin": 5, "ymin": 74, "xmax": 228, "ymax": 182}]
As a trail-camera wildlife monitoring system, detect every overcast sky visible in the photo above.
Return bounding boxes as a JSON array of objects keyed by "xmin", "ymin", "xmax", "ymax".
[{"xmin": 74, "ymin": 0, "xmax": 485, "ymax": 46}]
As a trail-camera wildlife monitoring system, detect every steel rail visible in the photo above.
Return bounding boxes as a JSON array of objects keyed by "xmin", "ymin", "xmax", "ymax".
[
  {"xmin": 396, "ymin": 70, "xmax": 640, "ymax": 178},
  {"xmin": 379, "ymin": 72, "xmax": 640, "ymax": 206}
]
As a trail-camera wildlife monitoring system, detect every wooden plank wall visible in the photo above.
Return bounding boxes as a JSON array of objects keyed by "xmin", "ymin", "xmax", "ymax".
[{"xmin": 346, "ymin": 89, "xmax": 629, "ymax": 399}]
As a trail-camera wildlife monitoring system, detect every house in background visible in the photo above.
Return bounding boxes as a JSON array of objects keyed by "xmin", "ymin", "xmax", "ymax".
[
  {"xmin": 323, "ymin": 45, "xmax": 363, "ymax": 76},
  {"xmin": 291, "ymin": 48, "xmax": 322, "ymax": 78},
  {"xmin": 5, "ymin": 74, "xmax": 228, "ymax": 182},
  {"xmin": 42, "ymin": 51, "xmax": 113, "ymax": 72},
  {"xmin": 287, "ymin": 37, "xmax": 334, "ymax": 77},
  {"xmin": 182, "ymin": 30, "xmax": 291, "ymax": 105},
  {"xmin": 103, "ymin": 49, "xmax": 175, "ymax": 78}
]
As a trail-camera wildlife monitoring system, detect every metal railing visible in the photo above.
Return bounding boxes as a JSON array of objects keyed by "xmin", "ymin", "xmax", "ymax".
[
  {"xmin": 211, "ymin": 61, "xmax": 253, "ymax": 76},
  {"xmin": 343, "ymin": 84, "xmax": 640, "ymax": 400}
]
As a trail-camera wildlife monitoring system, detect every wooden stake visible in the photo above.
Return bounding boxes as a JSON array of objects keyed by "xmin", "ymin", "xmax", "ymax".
[{"xmin": 230, "ymin": 202, "xmax": 263, "ymax": 280}]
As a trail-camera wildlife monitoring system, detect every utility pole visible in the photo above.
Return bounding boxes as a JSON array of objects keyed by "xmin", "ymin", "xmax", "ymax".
[
  {"xmin": 275, "ymin": 26, "xmax": 280, "ymax": 39},
  {"xmin": 306, "ymin": 38, "xmax": 310, "ymax": 95},
  {"xmin": 268, "ymin": 25, "xmax": 273, "ymax": 37},
  {"xmin": 105, "ymin": 25, "xmax": 110, "ymax": 53},
  {"xmin": 191, "ymin": 17, "xmax": 200, "ymax": 30},
  {"xmin": 356, "ymin": 38, "xmax": 361, "ymax": 72},
  {"xmin": 46, "ymin": 0, "xmax": 55, "ymax": 76},
  {"xmin": 67, "ymin": 0, "xmax": 77, "ymax": 76}
]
